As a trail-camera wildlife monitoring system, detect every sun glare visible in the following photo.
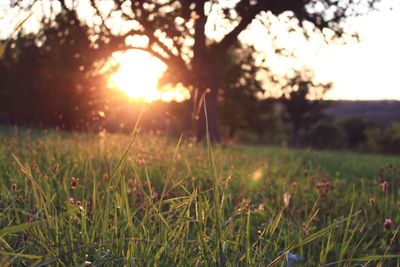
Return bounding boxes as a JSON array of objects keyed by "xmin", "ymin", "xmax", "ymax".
[{"xmin": 108, "ymin": 50, "xmax": 189, "ymax": 102}]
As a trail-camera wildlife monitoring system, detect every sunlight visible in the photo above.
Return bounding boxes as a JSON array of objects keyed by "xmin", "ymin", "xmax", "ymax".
[{"xmin": 108, "ymin": 50, "xmax": 190, "ymax": 102}]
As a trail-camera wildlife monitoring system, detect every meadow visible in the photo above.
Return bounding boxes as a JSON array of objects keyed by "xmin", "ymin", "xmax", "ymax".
[{"xmin": 1, "ymin": 126, "xmax": 400, "ymax": 266}]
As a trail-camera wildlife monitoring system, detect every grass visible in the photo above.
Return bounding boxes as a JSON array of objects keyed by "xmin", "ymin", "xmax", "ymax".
[{"xmin": 1, "ymin": 126, "xmax": 400, "ymax": 266}]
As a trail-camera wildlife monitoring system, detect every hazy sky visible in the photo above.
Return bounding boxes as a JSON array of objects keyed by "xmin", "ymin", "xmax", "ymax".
[
  {"xmin": 239, "ymin": 3, "xmax": 400, "ymax": 100},
  {"xmin": 1, "ymin": 1, "xmax": 399, "ymax": 100},
  {"xmin": 307, "ymin": 8, "xmax": 400, "ymax": 101}
]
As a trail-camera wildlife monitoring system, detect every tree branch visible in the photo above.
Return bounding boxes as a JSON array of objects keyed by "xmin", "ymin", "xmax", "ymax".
[
  {"xmin": 216, "ymin": 2, "xmax": 263, "ymax": 52},
  {"xmin": 104, "ymin": 29, "xmax": 188, "ymax": 77},
  {"xmin": 90, "ymin": 0, "xmax": 113, "ymax": 35},
  {"xmin": 58, "ymin": 0, "xmax": 70, "ymax": 11}
]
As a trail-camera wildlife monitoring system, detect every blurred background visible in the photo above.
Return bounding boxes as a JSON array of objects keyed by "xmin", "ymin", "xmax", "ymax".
[{"xmin": 0, "ymin": 0, "xmax": 399, "ymax": 153}]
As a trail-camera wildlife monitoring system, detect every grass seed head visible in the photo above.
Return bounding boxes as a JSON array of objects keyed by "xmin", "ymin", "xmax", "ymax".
[
  {"xmin": 369, "ymin": 197, "xmax": 375, "ymax": 206},
  {"xmin": 302, "ymin": 223, "xmax": 310, "ymax": 236},
  {"xmin": 53, "ymin": 163, "xmax": 59, "ymax": 172},
  {"xmin": 283, "ymin": 192, "xmax": 291, "ymax": 208}
]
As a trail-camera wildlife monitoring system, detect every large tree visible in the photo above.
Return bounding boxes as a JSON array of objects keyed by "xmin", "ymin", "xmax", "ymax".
[{"xmin": 11, "ymin": 0, "xmax": 378, "ymax": 141}]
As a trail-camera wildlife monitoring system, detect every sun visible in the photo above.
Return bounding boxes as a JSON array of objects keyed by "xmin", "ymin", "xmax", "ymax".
[{"xmin": 108, "ymin": 50, "xmax": 189, "ymax": 102}]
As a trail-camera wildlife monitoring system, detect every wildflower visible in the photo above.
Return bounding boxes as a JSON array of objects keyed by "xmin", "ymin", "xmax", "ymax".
[
  {"xmin": 70, "ymin": 177, "xmax": 79, "ymax": 190},
  {"xmin": 73, "ymin": 217, "xmax": 80, "ymax": 225},
  {"xmin": 384, "ymin": 218, "xmax": 392, "ymax": 230},
  {"xmin": 11, "ymin": 183, "xmax": 17, "ymax": 191},
  {"xmin": 288, "ymin": 252, "xmax": 302, "ymax": 267},
  {"xmin": 69, "ymin": 197, "xmax": 75, "ymax": 205},
  {"xmin": 31, "ymin": 161, "xmax": 38, "ymax": 171},
  {"xmin": 315, "ymin": 180, "xmax": 333, "ymax": 198},
  {"xmin": 380, "ymin": 181, "xmax": 388, "ymax": 193},
  {"xmin": 283, "ymin": 192, "xmax": 291, "ymax": 208},
  {"xmin": 288, "ymin": 252, "xmax": 301, "ymax": 261}
]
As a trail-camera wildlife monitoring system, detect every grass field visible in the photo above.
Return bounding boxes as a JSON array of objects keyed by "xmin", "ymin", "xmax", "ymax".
[{"xmin": 1, "ymin": 126, "xmax": 400, "ymax": 266}]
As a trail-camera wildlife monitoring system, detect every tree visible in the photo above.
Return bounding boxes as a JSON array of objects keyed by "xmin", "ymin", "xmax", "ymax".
[
  {"xmin": 0, "ymin": 34, "xmax": 43, "ymax": 126},
  {"xmin": 339, "ymin": 117, "xmax": 375, "ymax": 149},
  {"xmin": 37, "ymin": 10, "xmax": 108, "ymax": 130},
  {"xmin": 306, "ymin": 121, "xmax": 347, "ymax": 150},
  {"xmin": 366, "ymin": 122, "xmax": 400, "ymax": 154},
  {"xmin": 10, "ymin": 0, "xmax": 378, "ymax": 141},
  {"xmin": 277, "ymin": 69, "xmax": 332, "ymax": 146},
  {"xmin": 0, "ymin": 10, "xmax": 107, "ymax": 129},
  {"xmin": 219, "ymin": 44, "xmax": 277, "ymax": 142}
]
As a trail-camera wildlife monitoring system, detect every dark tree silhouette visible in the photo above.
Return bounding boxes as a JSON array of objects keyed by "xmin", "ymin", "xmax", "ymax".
[
  {"xmin": 339, "ymin": 117, "xmax": 375, "ymax": 148},
  {"xmin": 0, "ymin": 10, "xmax": 107, "ymax": 129},
  {"xmin": 278, "ymin": 71, "xmax": 332, "ymax": 146},
  {"xmin": 10, "ymin": 0, "xmax": 378, "ymax": 141},
  {"xmin": 219, "ymin": 44, "xmax": 276, "ymax": 142},
  {"xmin": 0, "ymin": 34, "xmax": 42, "ymax": 125}
]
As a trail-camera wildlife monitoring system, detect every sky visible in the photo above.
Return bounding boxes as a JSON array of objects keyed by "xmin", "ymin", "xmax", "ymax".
[
  {"xmin": 307, "ymin": 9, "xmax": 400, "ymax": 100},
  {"xmin": 1, "ymin": 0, "xmax": 400, "ymax": 101},
  {"xmin": 239, "ymin": 3, "xmax": 400, "ymax": 100}
]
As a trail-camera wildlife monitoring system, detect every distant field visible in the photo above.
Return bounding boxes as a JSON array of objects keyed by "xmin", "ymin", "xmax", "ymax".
[{"xmin": 1, "ymin": 127, "xmax": 400, "ymax": 266}]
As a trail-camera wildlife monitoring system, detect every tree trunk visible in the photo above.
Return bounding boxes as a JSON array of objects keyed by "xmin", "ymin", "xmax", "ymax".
[
  {"xmin": 191, "ymin": 51, "xmax": 221, "ymax": 142},
  {"xmin": 190, "ymin": 1, "xmax": 221, "ymax": 142}
]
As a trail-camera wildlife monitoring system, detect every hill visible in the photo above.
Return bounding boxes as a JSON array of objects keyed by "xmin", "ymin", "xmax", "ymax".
[{"xmin": 325, "ymin": 100, "xmax": 400, "ymax": 124}]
